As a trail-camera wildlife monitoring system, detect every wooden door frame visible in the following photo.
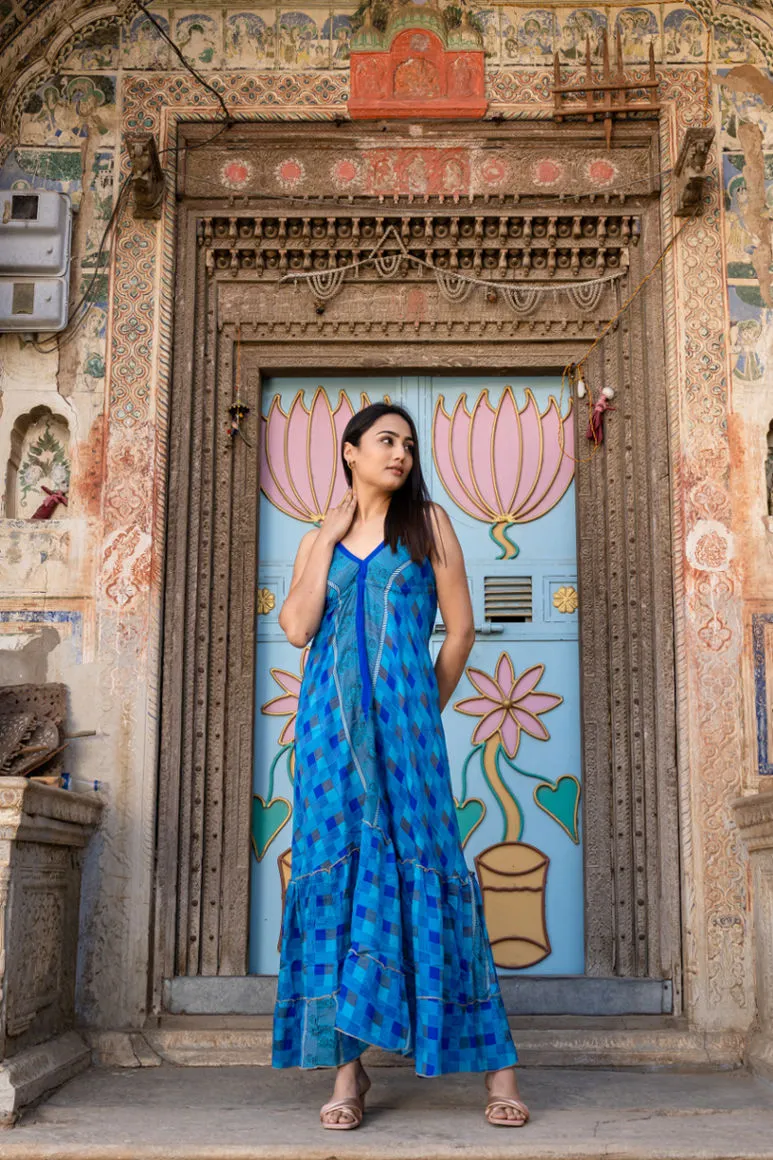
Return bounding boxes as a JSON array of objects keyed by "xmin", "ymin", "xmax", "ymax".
[{"xmin": 152, "ymin": 120, "xmax": 681, "ymax": 1015}]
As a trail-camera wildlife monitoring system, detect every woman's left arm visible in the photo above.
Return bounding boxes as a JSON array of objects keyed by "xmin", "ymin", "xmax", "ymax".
[{"xmin": 429, "ymin": 503, "xmax": 476, "ymax": 713}]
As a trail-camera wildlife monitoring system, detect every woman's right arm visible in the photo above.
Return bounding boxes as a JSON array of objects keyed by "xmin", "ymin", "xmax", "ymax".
[{"xmin": 278, "ymin": 489, "xmax": 357, "ymax": 647}]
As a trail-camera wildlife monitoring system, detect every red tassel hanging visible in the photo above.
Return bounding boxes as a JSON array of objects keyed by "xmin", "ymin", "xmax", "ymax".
[{"xmin": 586, "ymin": 395, "xmax": 615, "ymax": 445}]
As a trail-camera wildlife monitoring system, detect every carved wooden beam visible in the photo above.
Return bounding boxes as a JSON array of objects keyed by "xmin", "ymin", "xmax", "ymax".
[{"xmin": 198, "ymin": 211, "xmax": 640, "ymax": 285}]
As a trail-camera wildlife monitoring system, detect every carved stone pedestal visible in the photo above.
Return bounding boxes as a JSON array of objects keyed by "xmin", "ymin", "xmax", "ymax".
[
  {"xmin": 0, "ymin": 778, "xmax": 103, "ymax": 1121},
  {"xmin": 731, "ymin": 790, "xmax": 773, "ymax": 1082}
]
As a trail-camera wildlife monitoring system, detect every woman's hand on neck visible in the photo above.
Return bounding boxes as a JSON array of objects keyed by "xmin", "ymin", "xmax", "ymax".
[{"xmin": 349, "ymin": 477, "xmax": 391, "ymax": 528}]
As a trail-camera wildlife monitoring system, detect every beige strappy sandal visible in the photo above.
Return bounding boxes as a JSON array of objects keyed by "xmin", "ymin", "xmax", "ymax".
[
  {"xmin": 319, "ymin": 1071, "xmax": 371, "ymax": 1130},
  {"xmin": 484, "ymin": 1071, "xmax": 530, "ymax": 1127}
]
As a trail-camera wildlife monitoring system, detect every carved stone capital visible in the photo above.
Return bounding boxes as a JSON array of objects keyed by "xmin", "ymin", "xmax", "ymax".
[
  {"xmin": 0, "ymin": 778, "xmax": 103, "ymax": 847},
  {"xmin": 731, "ymin": 790, "xmax": 773, "ymax": 854}
]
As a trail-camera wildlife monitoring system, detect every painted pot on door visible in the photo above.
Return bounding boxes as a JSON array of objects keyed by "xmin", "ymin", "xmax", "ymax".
[{"xmin": 475, "ymin": 841, "xmax": 551, "ymax": 968}]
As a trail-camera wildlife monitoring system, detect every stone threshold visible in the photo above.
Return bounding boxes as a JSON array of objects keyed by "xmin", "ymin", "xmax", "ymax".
[{"xmin": 85, "ymin": 1017, "xmax": 746, "ymax": 1072}]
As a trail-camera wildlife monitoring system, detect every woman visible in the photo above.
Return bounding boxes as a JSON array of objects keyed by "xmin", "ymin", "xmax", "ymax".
[{"xmin": 272, "ymin": 402, "xmax": 529, "ymax": 1130}]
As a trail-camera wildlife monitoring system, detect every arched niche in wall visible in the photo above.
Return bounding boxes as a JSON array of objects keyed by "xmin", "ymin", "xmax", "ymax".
[{"xmin": 5, "ymin": 405, "xmax": 71, "ymax": 519}]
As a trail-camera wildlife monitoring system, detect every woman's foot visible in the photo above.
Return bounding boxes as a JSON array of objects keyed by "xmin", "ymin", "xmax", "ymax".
[
  {"xmin": 320, "ymin": 1058, "xmax": 371, "ymax": 1128},
  {"xmin": 484, "ymin": 1067, "xmax": 529, "ymax": 1126}
]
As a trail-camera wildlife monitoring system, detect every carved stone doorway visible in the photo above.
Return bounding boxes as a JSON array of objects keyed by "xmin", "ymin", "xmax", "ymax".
[{"xmin": 153, "ymin": 120, "xmax": 680, "ymax": 1019}]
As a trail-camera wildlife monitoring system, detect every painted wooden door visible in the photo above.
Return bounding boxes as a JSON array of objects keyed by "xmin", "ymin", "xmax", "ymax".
[{"xmin": 249, "ymin": 374, "xmax": 582, "ymax": 976}]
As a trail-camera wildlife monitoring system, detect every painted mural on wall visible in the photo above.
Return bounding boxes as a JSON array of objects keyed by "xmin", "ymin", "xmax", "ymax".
[
  {"xmin": 0, "ymin": 1, "xmax": 772, "ymax": 85},
  {"xmin": 12, "ymin": 414, "xmax": 71, "ymax": 519}
]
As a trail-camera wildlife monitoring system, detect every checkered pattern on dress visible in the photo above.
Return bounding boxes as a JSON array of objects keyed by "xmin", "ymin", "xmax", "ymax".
[{"xmin": 272, "ymin": 538, "xmax": 518, "ymax": 1076}]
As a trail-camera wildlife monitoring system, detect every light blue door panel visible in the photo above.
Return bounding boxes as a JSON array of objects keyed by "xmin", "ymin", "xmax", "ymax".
[{"xmin": 250, "ymin": 374, "xmax": 582, "ymax": 977}]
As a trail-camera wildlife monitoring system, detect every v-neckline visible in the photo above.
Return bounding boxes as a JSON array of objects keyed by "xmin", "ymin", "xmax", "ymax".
[{"xmin": 336, "ymin": 539, "xmax": 387, "ymax": 565}]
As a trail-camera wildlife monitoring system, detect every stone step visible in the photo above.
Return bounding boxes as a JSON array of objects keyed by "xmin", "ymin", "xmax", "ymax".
[
  {"xmin": 89, "ymin": 1018, "xmax": 746, "ymax": 1071},
  {"xmin": 3, "ymin": 1063, "xmax": 772, "ymax": 1159}
]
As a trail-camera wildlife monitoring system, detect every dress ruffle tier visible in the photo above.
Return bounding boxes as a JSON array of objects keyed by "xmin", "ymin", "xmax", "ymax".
[{"xmin": 273, "ymin": 817, "xmax": 517, "ymax": 1075}]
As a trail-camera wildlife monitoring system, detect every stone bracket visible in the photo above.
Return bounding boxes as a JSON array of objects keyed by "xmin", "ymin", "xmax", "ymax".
[
  {"xmin": 125, "ymin": 132, "xmax": 164, "ymax": 221},
  {"xmin": 673, "ymin": 127, "xmax": 715, "ymax": 218}
]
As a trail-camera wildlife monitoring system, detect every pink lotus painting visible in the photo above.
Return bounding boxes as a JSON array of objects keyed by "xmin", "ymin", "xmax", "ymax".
[
  {"xmin": 260, "ymin": 387, "xmax": 377, "ymax": 524},
  {"xmin": 432, "ymin": 387, "xmax": 575, "ymax": 558}
]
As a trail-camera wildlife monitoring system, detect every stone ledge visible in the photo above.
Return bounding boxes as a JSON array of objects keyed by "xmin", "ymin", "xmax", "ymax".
[
  {"xmin": 86, "ymin": 1026, "xmax": 746, "ymax": 1071},
  {"xmin": 0, "ymin": 1031, "xmax": 91, "ymax": 1123},
  {"xmin": 0, "ymin": 778, "xmax": 103, "ymax": 846}
]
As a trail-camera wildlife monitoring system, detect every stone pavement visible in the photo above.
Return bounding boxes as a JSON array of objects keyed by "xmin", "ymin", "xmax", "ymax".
[{"xmin": 1, "ymin": 1064, "xmax": 773, "ymax": 1159}]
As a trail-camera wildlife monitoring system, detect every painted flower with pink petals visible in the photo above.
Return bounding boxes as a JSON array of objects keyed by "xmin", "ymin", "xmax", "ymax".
[
  {"xmin": 261, "ymin": 649, "xmax": 308, "ymax": 745},
  {"xmin": 455, "ymin": 652, "xmax": 562, "ymax": 759},
  {"xmin": 260, "ymin": 387, "xmax": 357, "ymax": 524}
]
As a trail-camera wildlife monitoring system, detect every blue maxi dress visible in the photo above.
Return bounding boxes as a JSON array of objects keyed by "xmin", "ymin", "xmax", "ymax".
[{"xmin": 271, "ymin": 536, "xmax": 519, "ymax": 1077}]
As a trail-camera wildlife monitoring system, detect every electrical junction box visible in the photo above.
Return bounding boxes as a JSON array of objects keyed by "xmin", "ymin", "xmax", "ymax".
[
  {"xmin": 0, "ymin": 278, "xmax": 69, "ymax": 331},
  {"xmin": 0, "ymin": 190, "xmax": 72, "ymax": 331}
]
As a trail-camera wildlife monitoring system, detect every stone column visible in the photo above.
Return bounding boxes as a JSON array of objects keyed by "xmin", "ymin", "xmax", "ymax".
[
  {"xmin": 0, "ymin": 778, "xmax": 103, "ymax": 1121},
  {"xmin": 732, "ymin": 790, "xmax": 773, "ymax": 1081}
]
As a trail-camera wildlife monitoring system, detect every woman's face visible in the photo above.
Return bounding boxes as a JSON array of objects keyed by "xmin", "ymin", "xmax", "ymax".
[{"xmin": 345, "ymin": 412, "xmax": 415, "ymax": 492}]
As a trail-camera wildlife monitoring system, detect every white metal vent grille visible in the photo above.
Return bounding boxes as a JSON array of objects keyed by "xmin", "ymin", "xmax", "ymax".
[{"xmin": 484, "ymin": 576, "xmax": 533, "ymax": 622}]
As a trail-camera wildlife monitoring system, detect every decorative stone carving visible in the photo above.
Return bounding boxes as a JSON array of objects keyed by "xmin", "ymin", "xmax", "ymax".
[
  {"xmin": 673, "ymin": 127, "xmax": 715, "ymax": 218},
  {"xmin": 731, "ymin": 791, "xmax": 773, "ymax": 1080},
  {"xmin": 349, "ymin": 1, "xmax": 487, "ymax": 119},
  {"xmin": 0, "ymin": 775, "xmax": 103, "ymax": 1120},
  {"xmin": 125, "ymin": 132, "xmax": 164, "ymax": 221},
  {"xmin": 0, "ymin": 682, "xmax": 67, "ymax": 778}
]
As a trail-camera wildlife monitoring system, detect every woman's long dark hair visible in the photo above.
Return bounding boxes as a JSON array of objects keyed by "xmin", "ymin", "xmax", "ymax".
[{"xmin": 341, "ymin": 402, "xmax": 444, "ymax": 565}]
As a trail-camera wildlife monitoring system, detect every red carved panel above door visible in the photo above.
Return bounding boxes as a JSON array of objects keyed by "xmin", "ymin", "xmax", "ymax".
[{"xmin": 349, "ymin": 25, "xmax": 487, "ymax": 120}]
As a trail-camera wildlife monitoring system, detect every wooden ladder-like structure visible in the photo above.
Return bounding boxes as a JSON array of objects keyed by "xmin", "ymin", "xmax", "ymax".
[{"xmin": 553, "ymin": 29, "xmax": 660, "ymax": 149}]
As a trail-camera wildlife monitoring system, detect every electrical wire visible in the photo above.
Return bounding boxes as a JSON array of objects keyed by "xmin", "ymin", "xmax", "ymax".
[
  {"xmin": 27, "ymin": 122, "xmax": 236, "ymax": 350},
  {"xmin": 131, "ymin": 0, "xmax": 234, "ymax": 125}
]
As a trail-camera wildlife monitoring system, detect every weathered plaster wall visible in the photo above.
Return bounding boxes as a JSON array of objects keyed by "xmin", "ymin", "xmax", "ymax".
[{"xmin": 0, "ymin": 0, "xmax": 772, "ymax": 1038}]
